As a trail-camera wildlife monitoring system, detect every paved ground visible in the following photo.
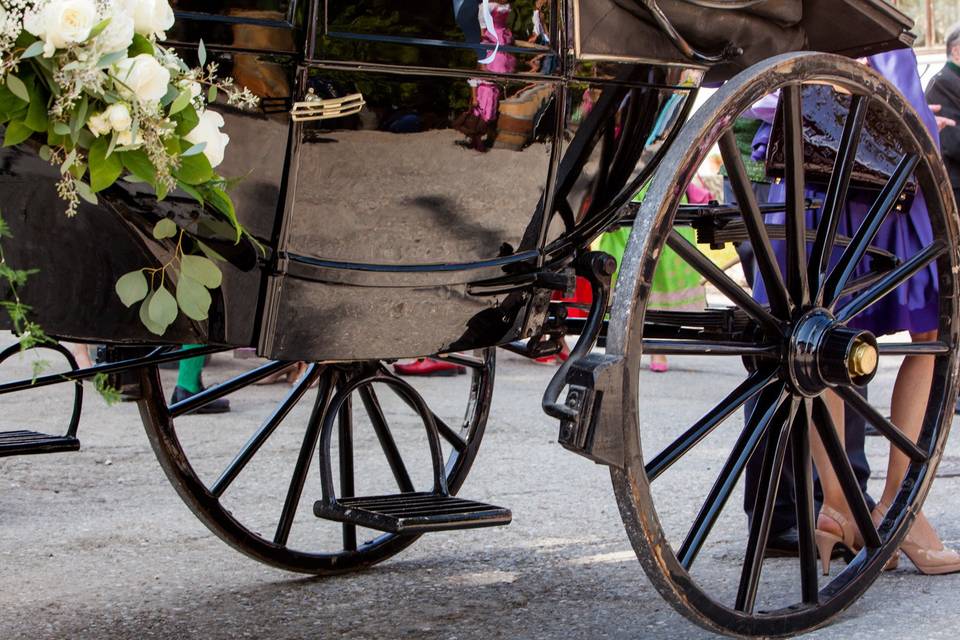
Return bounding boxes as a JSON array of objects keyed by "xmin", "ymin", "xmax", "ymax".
[{"xmin": 2, "ymin": 339, "xmax": 960, "ymax": 640}]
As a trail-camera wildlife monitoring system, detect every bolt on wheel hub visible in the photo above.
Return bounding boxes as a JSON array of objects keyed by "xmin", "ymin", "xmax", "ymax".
[{"xmin": 787, "ymin": 310, "xmax": 879, "ymax": 397}]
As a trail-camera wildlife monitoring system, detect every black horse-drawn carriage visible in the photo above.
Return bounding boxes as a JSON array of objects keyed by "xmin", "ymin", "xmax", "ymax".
[{"xmin": 2, "ymin": 1, "xmax": 957, "ymax": 637}]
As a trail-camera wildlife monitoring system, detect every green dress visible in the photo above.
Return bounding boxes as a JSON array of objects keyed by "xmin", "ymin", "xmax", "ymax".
[{"xmin": 597, "ymin": 195, "xmax": 705, "ymax": 312}]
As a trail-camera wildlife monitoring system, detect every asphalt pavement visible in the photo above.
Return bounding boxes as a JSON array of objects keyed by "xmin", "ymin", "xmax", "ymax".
[{"xmin": 2, "ymin": 341, "xmax": 960, "ymax": 640}]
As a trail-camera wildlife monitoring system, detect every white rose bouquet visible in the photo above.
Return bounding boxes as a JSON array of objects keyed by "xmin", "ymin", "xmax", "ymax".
[{"xmin": 0, "ymin": 0, "xmax": 259, "ymax": 338}]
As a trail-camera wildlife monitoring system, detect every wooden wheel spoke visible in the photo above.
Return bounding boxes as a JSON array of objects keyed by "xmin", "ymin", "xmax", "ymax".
[
  {"xmin": 210, "ymin": 364, "xmax": 322, "ymax": 498},
  {"xmin": 169, "ymin": 359, "xmax": 294, "ymax": 418},
  {"xmin": 719, "ymin": 130, "xmax": 790, "ymax": 318},
  {"xmin": 381, "ymin": 370, "xmax": 468, "ymax": 453},
  {"xmin": 878, "ymin": 342, "xmax": 950, "ymax": 356},
  {"xmin": 275, "ymin": 371, "xmax": 338, "ymax": 547},
  {"xmin": 809, "ymin": 94, "xmax": 868, "ymax": 302},
  {"xmin": 359, "ymin": 386, "xmax": 416, "ymax": 493},
  {"xmin": 836, "ymin": 386, "xmax": 928, "ymax": 462},
  {"xmin": 438, "ymin": 353, "xmax": 486, "ymax": 369},
  {"xmin": 821, "ymin": 153, "xmax": 920, "ymax": 306},
  {"xmin": 836, "ymin": 241, "xmax": 946, "ymax": 323},
  {"xmin": 646, "ymin": 369, "xmax": 778, "ymax": 481},
  {"xmin": 811, "ymin": 397, "xmax": 881, "ymax": 548},
  {"xmin": 678, "ymin": 385, "xmax": 788, "ymax": 570},
  {"xmin": 642, "ymin": 340, "xmax": 778, "ymax": 357},
  {"xmin": 338, "ymin": 394, "xmax": 357, "ymax": 552},
  {"xmin": 783, "ymin": 84, "xmax": 810, "ymax": 309},
  {"xmin": 667, "ymin": 230, "xmax": 782, "ymax": 336},
  {"xmin": 792, "ymin": 400, "xmax": 820, "ymax": 605},
  {"xmin": 736, "ymin": 397, "xmax": 798, "ymax": 613}
]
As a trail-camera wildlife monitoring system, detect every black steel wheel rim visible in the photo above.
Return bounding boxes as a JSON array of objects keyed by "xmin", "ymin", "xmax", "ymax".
[
  {"xmin": 607, "ymin": 52, "xmax": 959, "ymax": 638},
  {"xmin": 138, "ymin": 351, "xmax": 495, "ymax": 575}
]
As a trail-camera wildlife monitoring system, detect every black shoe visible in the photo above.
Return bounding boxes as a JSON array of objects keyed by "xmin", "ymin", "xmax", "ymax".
[
  {"xmin": 764, "ymin": 526, "xmax": 800, "ymax": 558},
  {"xmin": 169, "ymin": 385, "xmax": 231, "ymax": 414}
]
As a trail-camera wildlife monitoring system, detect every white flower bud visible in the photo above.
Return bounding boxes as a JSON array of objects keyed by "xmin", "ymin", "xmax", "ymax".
[
  {"xmin": 185, "ymin": 109, "xmax": 230, "ymax": 168},
  {"xmin": 105, "ymin": 103, "xmax": 132, "ymax": 132},
  {"xmin": 87, "ymin": 112, "xmax": 112, "ymax": 137},
  {"xmin": 114, "ymin": 53, "xmax": 171, "ymax": 105}
]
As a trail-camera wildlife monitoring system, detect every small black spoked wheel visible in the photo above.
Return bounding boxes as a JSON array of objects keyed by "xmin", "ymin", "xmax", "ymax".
[
  {"xmin": 607, "ymin": 53, "xmax": 959, "ymax": 636},
  {"xmin": 138, "ymin": 351, "xmax": 494, "ymax": 574}
]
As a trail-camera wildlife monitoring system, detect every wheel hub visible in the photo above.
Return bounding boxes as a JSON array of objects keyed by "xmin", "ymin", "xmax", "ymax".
[{"xmin": 787, "ymin": 309, "xmax": 879, "ymax": 396}]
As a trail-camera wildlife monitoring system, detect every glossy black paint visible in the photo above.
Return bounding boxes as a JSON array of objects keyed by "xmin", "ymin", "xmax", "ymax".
[{"xmin": 0, "ymin": 1, "xmax": 701, "ymax": 362}]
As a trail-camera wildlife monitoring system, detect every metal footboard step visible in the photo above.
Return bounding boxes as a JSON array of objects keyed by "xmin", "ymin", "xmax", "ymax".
[
  {"xmin": 0, "ymin": 431, "xmax": 80, "ymax": 457},
  {"xmin": 314, "ymin": 492, "xmax": 512, "ymax": 534}
]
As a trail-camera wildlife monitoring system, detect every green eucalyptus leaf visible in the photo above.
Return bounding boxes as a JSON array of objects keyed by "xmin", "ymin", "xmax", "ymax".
[
  {"xmin": 207, "ymin": 85, "xmax": 218, "ymax": 104},
  {"xmin": 153, "ymin": 218, "xmax": 178, "ymax": 240},
  {"xmin": 115, "ymin": 270, "xmax": 148, "ymax": 307},
  {"xmin": 3, "ymin": 121, "xmax": 32, "ymax": 147},
  {"xmin": 5, "ymin": 76, "xmax": 29, "ymax": 103},
  {"xmin": 176, "ymin": 274, "xmax": 212, "ymax": 321},
  {"xmin": 174, "ymin": 152, "xmax": 214, "ymax": 186},
  {"xmin": 21, "ymin": 41, "xmax": 45, "ymax": 59},
  {"xmin": 138, "ymin": 291, "xmax": 166, "ymax": 335},
  {"xmin": 198, "ymin": 39, "xmax": 207, "ymax": 66},
  {"xmin": 148, "ymin": 285, "xmax": 178, "ymax": 327},
  {"xmin": 96, "ymin": 50, "xmax": 127, "ymax": 69},
  {"xmin": 89, "ymin": 136, "xmax": 123, "ymax": 192},
  {"xmin": 38, "ymin": 145, "xmax": 52, "ymax": 162},
  {"xmin": 196, "ymin": 240, "xmax": 227, "ymax": 263},
  {"xmin": 25, "ymin": 80, "xmax": 48, "ymax": 132},
  {"xmin": 119, "ymin": 149, "xmax": 156, "ymax": 183},
  {"xmin": 201, "ymin": 186, "xmax": 240, "ymax": 240},
  {"xmin": 181, "ymin": 142, "xmax": 206, "ymax": 157},
  {"xmin": 174, "ymin": 104, "xmax": 200, "ymax": 137},
  {"xmin": 76, "ymin": 180, "xmax": 98, "ymax": 205},
  {"xmin": 128, "ymin": 33, "xmax": 154, "ymax": 57},
  {"xmin": 53, "ymin": 122, "xmax": 71, "ymax": 136},
  {"xmin": 169, "ymin": 89, "xmax": 191, "ymax": 116},
  {"xmin": 88, "ymin": 18, "xmax": 112, "ymax": 40},
  {"xmin": 181, "ymin": 254, "xmax": 222, "ymax": 289}
]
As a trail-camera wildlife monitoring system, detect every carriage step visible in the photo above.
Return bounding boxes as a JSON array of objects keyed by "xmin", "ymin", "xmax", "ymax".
[
  {"xmin": 314, "ymin": 492, "xmax": 512, "ymax": 534},
  {"xmin": 0, "ymin": 431, "xmax": 80, "ymax": 457}
]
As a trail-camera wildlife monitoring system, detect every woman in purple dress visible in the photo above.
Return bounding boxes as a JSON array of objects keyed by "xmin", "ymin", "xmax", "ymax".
[{"xmin": 751, "ymin": 49, "xmax": 960, "ymax": 575}]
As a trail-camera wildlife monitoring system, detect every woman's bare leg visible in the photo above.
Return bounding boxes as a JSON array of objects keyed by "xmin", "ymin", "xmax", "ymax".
[{"xmin": 881, "ymin": 329, "xmax": 942, "ymax": 548}]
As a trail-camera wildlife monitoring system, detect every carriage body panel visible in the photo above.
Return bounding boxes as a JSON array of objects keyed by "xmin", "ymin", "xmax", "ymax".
[{"xmin": 0, "ymin": 0, "xmax": 914, "ymax": 362}]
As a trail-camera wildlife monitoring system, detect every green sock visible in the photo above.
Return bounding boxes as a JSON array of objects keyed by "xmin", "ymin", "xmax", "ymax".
[{"xmin": 177, "ymin": 344, "xmax": 205, "ymax": 393}]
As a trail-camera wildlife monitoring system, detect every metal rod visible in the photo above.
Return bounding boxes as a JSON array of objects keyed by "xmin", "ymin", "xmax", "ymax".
[
  {"xmin": 359, "ymin": 386, "xmax": 415, "ymax": 493},
  {"xmin": 783, "ymin": 84, "xmax": 810, "ymax": 309},
  {"xmin": 878, "ymin": 342, "xmax": 950, "ymax": 356},
  {"xmin": 792, "ymin": 400, "xmax": 821, "ymax": 605},
  {"xmin": 642, "ymin": 340, "xmax": 778, "ymax": 357},
  {"xmin": 719, "ymin": 130, "xmax": 790, "ymax": 318},
  {"xmin": 837, "ymin": 385, "xmax": 928, "ymax": 462},
  {"xmin": 275, "ymin": 371, "xmax": 337, "ymax": 546},
  {"xmin": 736, "ymin": 397, "xmax": 797, "ymax": 613},
  {"xmin": 822, "ymin": 154, "xmax": 920, "ymax": 306},
  {"xmin": 836, "ymin": 241, "xmax": 945, "ymax": 323},
  {"xmin": 646, "ymin": 369, "xmax": 776, "ymax": 481},
  {"xmin": 810, "ymin": 94, "xmax": 868, "ymax": 303},
  {"xmin": 678, "ymin": 385, "xmax": 787, "ymax": 570},
  {"xmin": 338, "ymin": 394, "xmax": 357, "ymax": 552},
  {"xmin": 0, "ymin": 345, "xmax": 228, "ymax": 396},
  {"xmin": 210, "ymin": 364, "xmax": 322, "ymax": 498},
  {"xmin": 667, "ymin": 230, "xmax": 782, "ymax": 336},
  {"xmin": 169, "ymin": 360, "xmax": 294, "ymax": 418},
  {"xmin": 812, "ymin": 397, "xmax": 882, "ymax": 548}
]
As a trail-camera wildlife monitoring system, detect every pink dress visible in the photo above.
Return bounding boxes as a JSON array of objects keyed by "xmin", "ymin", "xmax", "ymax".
[{"xmin": 474, "ymin": 4, "xmax": 516, "ymax": 124}]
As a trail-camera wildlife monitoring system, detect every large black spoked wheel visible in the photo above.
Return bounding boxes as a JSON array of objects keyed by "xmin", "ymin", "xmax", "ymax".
[
  {"xmin": 607, "ymin": 52, "xmax": 959, "ymax": 636},
  {"xmin": 138, "ymin": 351, "xmax": 494, "ymax": 574}
]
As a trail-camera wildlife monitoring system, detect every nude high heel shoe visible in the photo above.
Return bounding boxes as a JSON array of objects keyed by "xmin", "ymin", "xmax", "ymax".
[
  {"xmin": 875, "ymin": 500, "xmax": 960, "ymax": 575},
  {"xmin": 815, "ymin": 505, "xmax": 863, "ymax": 575}
]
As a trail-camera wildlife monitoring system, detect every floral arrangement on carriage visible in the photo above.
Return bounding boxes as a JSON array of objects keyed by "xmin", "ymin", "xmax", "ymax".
[{"xmin": 0, "ymin": 0, "xmax": 259, "ymax": 341}]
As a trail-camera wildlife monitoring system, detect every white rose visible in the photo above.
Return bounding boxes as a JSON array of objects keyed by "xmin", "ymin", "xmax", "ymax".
[
  {"xmin": 114, "ymin": 53, "xmax": 171, "ymax": 104},
  {"xmin": 185, "ymin": 110, "xmax": 230, "ymax": 168},
  {"xmin": 97, "ymin": 6, "xmax": 135, "ymax": 54},
  {"xmin": 105, "ymin": 103, "xmax": 132, "ymax": 132},
  {"xmin": 122, "ymin": 0, "xmax": 175, "ymax": 40},
  {"xmin": 25, "ymin": 0, "xmax": 98, "ymax": 57},
  {"xmin": 117, "ymin": 129, "xmax": 144, "ymax": 147},
  {"xmin": 87, "ymin": 112, "xmax": 112, "ymax": 137}
]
